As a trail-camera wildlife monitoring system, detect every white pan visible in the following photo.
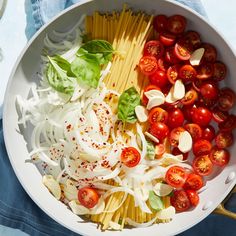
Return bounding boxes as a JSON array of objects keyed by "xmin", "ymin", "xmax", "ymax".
[{"xmin": 3, "ymin": 0, "xmax": 236, "ymax": 235}]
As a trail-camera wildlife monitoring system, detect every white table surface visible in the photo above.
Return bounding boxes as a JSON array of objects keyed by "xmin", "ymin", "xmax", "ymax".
[{"xmin": 0, "ymin": 0, "xmax": 236, "ymax": 235}]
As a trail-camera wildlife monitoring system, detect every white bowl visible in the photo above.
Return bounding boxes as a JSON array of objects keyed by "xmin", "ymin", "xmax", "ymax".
[{"xmin": 3, "ymin": 0, "xmax": 236, "ymax": 235}]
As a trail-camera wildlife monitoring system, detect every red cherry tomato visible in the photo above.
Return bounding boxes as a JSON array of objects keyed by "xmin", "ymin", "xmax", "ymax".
[
  {"xmin": 192, "ymin": 107, "xmax": 212, "ymax": 127},
  {"xmin": 167, "ymin": 65, "xmax": 180, "ymax": 84},
  {"xmin": 167, "ymin": 15, "xmax": 187, "ymax": 34},
  {"xmin": 142, "ymin": 85, "xmax": 160, "ymax": 106},
  {"xmin": 78, "ymin": 187, "xmax": 99, "ymax": 208},
  {"xmin": 169, "ymin": 127, "xmax": 185, "ymax": 146},
  {"xmin": 218, "ymin": 88, "xmax": 236, "ymax": 111},
  {"xmin": 165, "ymin": 166, "xmax": 187, "ymax": 188},
  {"xmin": 148, "ymin": 107, "xmax": 169, "ymax": 124},
  {"xmin": 193, "ymin": 155, "xmax": 213, "ymax": 176},
  {"xmin": 183, "ymin": 105, "xmax": 197, "ymax": 121},
  {"xmin": 196, "ymin": 63, "xmax": 214, "ymax": 80},
  {"xmin": 171, "ymin": 190, "xmax": 191, "ymax": 212},
  {"xmin": 181, "ymin": 89, "xmax": 198, "ymax": 106},
  {"xmin": 165, "ymin": 47, "xmax": 180, "ymax": 64},
  {"xmin": 139, "ymin": 56, "xmax": 158, "ymax": 76},
  {"xmin": 184, "ymin": 31, "xmax": 201, "ymax": 49},
  {"xmin": 184, "ymin": 123, "xmax": 202, "ymax": 141},
  {"xmin": 155, "ymin": 143, "xmax": 166, "ymax": 156},
  {"xmin": 184, "ymin": 173, "xmax": 204, "ymax": 191},
  {"xmin": 215, "ymin": 132, "xmax": 234, "ymax": 149},
  {"xmin": 192, "ymin": 79, "xmax": 204, "ymax": 92},
  {"xmin": 144, "ymin": 40, "xmax": 164, "ymax": 59},
  {"xmin": 149, "ymin": 122, "xmax": 169, "ymax": 141},
  {"xmin": 179, "ymin": 65, "xmax": 197, "ymax": 81},
  {"xmin": 212, "ymin": 108, "xmax": 229, "ymax": 123},
  {"xmin": 167, "ymin": 108, "xmax": 184, "ymax": 129},
  {"xmin": 153, "ymin": 15, "xmax": 168, "ymax": 32},
  {"xmin": 159, "ymin": 32, "xmax": 176, "ymax": 46},
  {"xmin": 157, "ymin": 58, "xmax": 169, "ymax": 72},
  {"xmin": 186, "ymin": 190, "xmax": 199, "ymax": 206},
  {"xmin": 121, "ymin": 147, "xmax": 141, "ymax": 168},
  {"xmin": 210, "ymin": 146, "xmax": 230, "ymax": 166},
  {"xmin": 149, "ymin": 70, "xmax": 169, "ymax": 88},
  {"xmin": 218, "ymin": 115, "xmax": 236, "ymax": 132},
  {"xmin": 202, "ymin": 125, "xmax": 216, "ymax": 141},
  {"xmin": 200, "ymin": 82, "xmax": 219, "ymax": 100},
  {"xmin": 202, "ymin": 43, "xmax": 217, "ymax": 63},
  {"xmin": 213, "ymin": 62, "xmax": 227, "ymax": 81},
  {"xmin": 193, "ymin": 139, "xmax": 212, "ymax": 156},
  {"xmin": 174, "ymin": 40, "xmax": 192, "ymax": 60},
  {"xmin": 172, "ymin": 147, "xmax": 189, "ymax": 160}
]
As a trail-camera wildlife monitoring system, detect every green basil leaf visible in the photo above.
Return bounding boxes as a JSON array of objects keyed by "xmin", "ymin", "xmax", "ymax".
[
  {"xmin": 118, "ymin": 87, "xmax": 140, "ymax": 123},
  {"xmin": 146, "ymin": 141, "xmax": 155, "ymax": 160},
  {"xmin": 46, "ymin": 56, "xmax": 77, "ymax": 95},
  {"xmin": 71, "ymin": 54, "xmax": 100, "ymax": 89},
  {"xmin": 148, "ymin": 190, "xmax": 164, "ymax": 211}
]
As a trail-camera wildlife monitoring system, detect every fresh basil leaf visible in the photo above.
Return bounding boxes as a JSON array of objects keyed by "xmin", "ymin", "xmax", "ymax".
[
  {"xmin": 46, "ymin": 56, "xmax": 77, "ymax": 95},
  {"xmin": 71, "ymin": 54, "xmax": 100, "ymax": 89},
  {"xmin": 118, "ymin": 87, "xmax": 140, "ymax": 123},
  {"xmin": 146, "ymin": 141, "xmax": 155, "ymax": 160},
  {"xmin": 148, "ymin": 190, "xmax": 164, "ymax": 211},
  {"xmin": 77, "ymin": 47, "xmax": 105, "ymax": 65}
]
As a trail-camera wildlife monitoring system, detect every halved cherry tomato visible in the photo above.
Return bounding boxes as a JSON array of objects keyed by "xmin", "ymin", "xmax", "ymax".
[
  {"xmin": 153, "ymin": 15, "xmax": 168, "ymax": 32},
  {"xmin": 184, "ymin": 123, "xmax": 202, "ymax": 141},
  {"xmin": 213, "ymin": 62, "xmax": 227, "ymax": 81},
  {"xmin": 202, "ymin": 43, "xmax": 217, "ymax": 63},
  {"xmin": 78, "ymin": 187, "xmax": 99, "ymax": 208},
  {"xmin": 181, "ymin": 89, "xmax": 198, "ymax": 106},
  {"xmin": 157, "ymin": 58, "xmax": 169, "ymax": 72},
  {"xmin": 210, "ymin": 146, "xmax": 230, "ymax": 166},
  {"xmin": 149, "ymin": 70, "xmax": 169, "ymax": 88},
  {"xmin": 200, "ymin": 82, "xmax": 218, "ymax": 100},
  {"xmin": 184, "ymin": 31, "xmax": 201, "ymax": 49},
  {"xmin": 142, "ymin": 85, "xmax": 160, "ymax": 106},
  {"xmin": 186, "ymin": 190, "xmax": 199, "ymax": 206},
  {"xmin": 167, "ymin": 15, "xmax": 187, "ymax": 34},
  {"xmin": 212, "ymin": 108, "xmax": 229, "ymax": 123},
  {"xmin": 167, "ymin": 65, "xmax": 180, "ymax": 84},
  {"xmin": 167, "ymin": 108, "xmax": 184, "ymax": 129},
  {"xmin": 184, "ymin": 173, "xmax": 204, "ymax": 191},
  {"xmin": 165, "ymin": 47, "xmax": 180, "ymax": 64},
  {"xmin": 139, "ymin": 56, "xmax": 158, "ymax": 76},
  {"xmin": 121, "ymin": 147, "xmax": 141, "ymax": 168},
  {"xmin": 165, "ymin": 166, "xmax": 187, "ymax": 188},
  {"xmin": 192, "ymin": 107, "xmax": 212, "ymax": 127},
  {"xmin": 193, "ymin": 155, "xmax": 213, "ymax": 176},
  {"xmin": 215, "ymin": 132, "xmax": 234, "ymax": 149},
  {"xmin": 148, "ymin": 107, "xmax": 169, "ymax": 124},
  {"xmin": 155, "ymin": 143, "xmax": 166, "ymax": 156},
  {"xmin": 159, "ymin": 32, "xmax": 176, "ymax": 46},
  {"xmin": 179, "ymin": 65, "xmax": 197, "ymax": 81},
  {"xmin": 171, "ymin": 189, "xmax": 191, "ymax": 212},
  {"xmin": 169, "ymin": 127, "xmax": 185, "ymax": 146},
  {"xmin": 218, "ymin": 88, "xmax": 236, "ymax": 111},
  {"xmin": 149, "ymin": 122, "xmax": 169, "ymax": 141},
  {"xmin": 172, "ymin": 147, "xmax": 189, "ymax": 160},
  {"xmin": 192, "ymin": 79, "xmax": 204, "ymax": 92},
  {"xmin": 144, "ymin": 40, "xmax": 164, "ymax": 59},
  {"xmin": 193, "ymin": 139, "xmax": 212, "ymax": 156},
  {"xmin": 196, "ymin": 63, "xmax": 214, "ymax": 80},
  {"xmin": 202, "ymin": 125, "xmax": 216, "ymax": 141},
  {"xmin": 174, "ymin": 40, "xmax": 192, "ymax": 60},
  {"xmin": 219, "ymin": 115, "xmax": 236, "ymax": 132}
]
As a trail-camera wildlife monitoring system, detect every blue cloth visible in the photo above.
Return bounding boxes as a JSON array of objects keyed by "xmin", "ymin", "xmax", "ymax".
[{"xmin": 0, "ymin": 1, "xmax": 236, "ymax": 236}]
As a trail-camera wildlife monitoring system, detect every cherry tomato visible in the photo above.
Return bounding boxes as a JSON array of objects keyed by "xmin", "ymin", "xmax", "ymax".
[
  {"xmin": 184, "ymin": 123, "xmax": 202, "ymax": 141},
  {"xmin": 186, "ymin": 190, "xmax": 199, "ymax": 206},
  {"xmin": 200, "ymin": 82, "xmax": 218, "ymax": 100},
  {"xmin": 153, "ymin": 15, "xmax": 168, "ymax": 32},
  {"xmin": 157, "ymin": 58, "xmax": 169, "ymax": 72},
  {"xmin": 149, "ymin": 122, "xmax": 169, "ymax": 141},
  {"xmin": 155, "ymin": 143, "xmax": 166, "ymax": 156},
  {"xmin": 121, "ymin": 147, "xmax": 141, "ymax": 168},
  {"xmin": 202, "ymin": 125, "xmax": 216, "ymax": 141},
  {"xmin": 171, "ymin": 190, "xmax": 191, "ymax": 212},
  {"xmin": 179, "ymin": 65, "xmax": 197, "ymax": 81},
  {"xmin": 165, "ymin": 47, "xmax": 180, "ymax": 64},
  {"xmin": 174, "ymin": 40, "xmax": 192, "ymax": 60},
  {"xmin": 159, "ymin": 32, "xmax": 176, "ymax": 46},
  {"xmin": 142, "ymin": 85, "xmax": 160, "ymax": 106},
  {"xmin": 210, "ymin": 146, "xmax": 230, "ymax": 166},
  {"xmin": 192, "ymin": 107, "xmax": 212, "ymax": 127},
  {"xmin": 144, "ymin": 40, "xmax": 164, "ymax": 59},
  {"xmin": 78, "ymin": 187, "xmax": 99, "ymax": 208},
  {"xmin": 139, "ymin": 56, "xmax": 158, "ymax": 76},
  {"xmin": 184, "ymin": 173, "xmax": 204, "ymax": 191},
  {"xmin": 218, "ymin": 88, "xmax": 236, "ymax": 111},
  {"xmin": 215, "ymin": 132, "xmax": 234, "ymax": 149},
  {"xmin": 165, "ymin": 166, "xmax": 187, "ymax": 188},
  {"xmin": 202, "ymin": 43, "xmax": 217, "ymax": 63},
  {"xmin": 193, "ymin": 139, "xmax": 212, "ymax": 156},
  {"xmin": 192, "ymin": 79, "xmax": 204, "ymax": 92},
  {"xmin": 167, "ymin": 15, "xmax": 187, "ymax": 34},
  {"xmin": 181, "ymin": 89, "xmax": 198, "ymax": 106},
  {"xmin": 193, "ymin": 155, "xmax": 213, "ymax": 176},
  {"xmin": 148, "ymin": 107, "xmax": 169, "ymax": 124},
  {"xmin": 219, "ymin": 115, "xmax": 236, "ymax": 132},
  {"xmin": 167, "ymin": 108, "xmax": 184, "ymax": 128},
  {"xmin": 213, "ymin": 62, "xmax": 227, "ymax": 81},
  {"xmin": 212, "ymin": 108, "xmax": 229, "ymax": 123},
  {"xmin": 183, "ymin": 105, "xmax": 197, "ymax": 121},
  {"xmin": 184, "ymin": 31, "xmax": 201, "ymax": 48},
  {"xmin": 149, "ymin": 70, "xmax": 169, "ymax": 88},
  {"xmin": 167, "ymin": 65, "xmax": 180, "ymax": 84},
  {"xmin": 169, "ymin": 127, "xmax": 185, "ymax": 146},
  {"xmin": 172, "ymin": 147, "xmax": 189, "ymax": 160},
  {"xmin": 196, "ymin": 63, "xmax": 214, "ymax": 80}
]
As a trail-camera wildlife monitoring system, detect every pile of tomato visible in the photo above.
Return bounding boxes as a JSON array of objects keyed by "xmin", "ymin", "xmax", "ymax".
[{"xmin": 139, "ymin": 14, "xmax": 236, "ymax": 212}]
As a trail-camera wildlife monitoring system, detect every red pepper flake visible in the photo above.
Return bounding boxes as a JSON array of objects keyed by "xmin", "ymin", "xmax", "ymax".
[
  {"xmin": 112, "ymin": 82, "xmax": 115, "ymax": 87},
  {"xmin": 72, "ymin": 137, "xmax": 76, "ymax": 141}
]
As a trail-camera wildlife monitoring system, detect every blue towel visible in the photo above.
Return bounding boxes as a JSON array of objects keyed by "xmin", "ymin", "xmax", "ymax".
[{"xmin": 1, "ymin": 1, "xmax": 236, "ymax": 236}]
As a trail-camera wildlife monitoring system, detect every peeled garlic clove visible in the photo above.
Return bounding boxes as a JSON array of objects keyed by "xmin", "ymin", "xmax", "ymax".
[
  {"xmin": 173, "ymin": 80, "xmax": 185, "ymax": 100},
  {"xmin": 109, "ymin": 221, "xmax": 121, "ymax": 230},
  {"xmin": 190, "ymin": 48, "xmax": 205, "ymax": 66},
  {"xmin": 145, "ymin": 131, "xmax": 159, "ymax": 144},
  {"xmin": 165, "ymin": 86, "xmax": 178, "ymax": 104},
  {"xmin": 63, "ymin": 179, "xmax": 78, "ymax": 201},
  {"xmin": 156, "ymin": 206, "xmax": 176, "ymax": 220},
  {"xmin": 68, "ymin": 200, "xmax": 90, "ymax": 215},
  {"xmin": 178, "ymin": 131, "xmax": 193, "ymax": 153},
  {"xmin": 153, "ymin": 183, "xmax": 173, "ymax": 197},
  {"xmin": 146, "ymin": 96, "xmax": 165, "ymax": 110},
  {"xmin": 144, "ymin": 89, "xmax": 165, "ymax": 100},
  {"xmin": 42, "ymin": 175, "xmax": 61, "ymax": 200},
  {"xmin": 135, "ymin": 105, "xmax": 148, "ymax": 122}
]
